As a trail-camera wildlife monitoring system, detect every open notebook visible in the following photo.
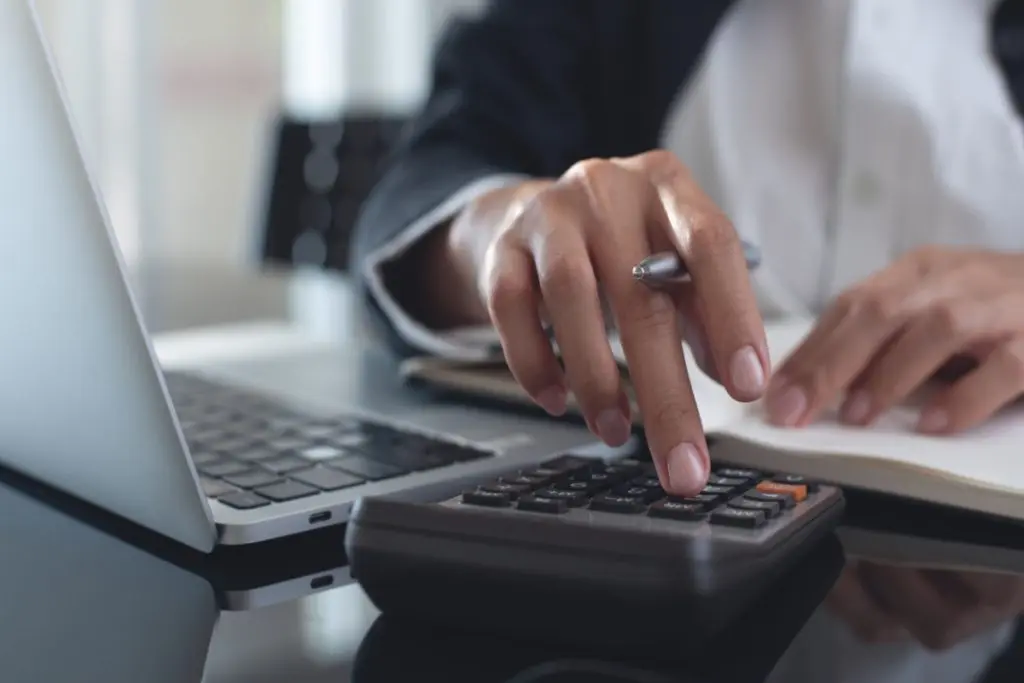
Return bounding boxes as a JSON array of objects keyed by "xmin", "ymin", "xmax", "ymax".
[{"xmin": 400, "ymin": 319, "xmax": 1024, "ymax": 522}]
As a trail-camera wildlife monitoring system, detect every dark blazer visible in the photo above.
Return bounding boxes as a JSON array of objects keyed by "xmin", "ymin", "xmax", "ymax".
[{"xmin": 351, "ymin": 0, "xmax": 1024, "ymax": 356}]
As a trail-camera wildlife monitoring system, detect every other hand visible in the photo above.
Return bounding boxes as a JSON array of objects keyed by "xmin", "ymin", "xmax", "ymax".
[
  {"xmin": 826, "ymin": 560, "xmax": 1024, "ymax": 651},
  {"xmin": 764, "ymin": 247, "xmax": 1024, "ymax": 433},
  {"xmin": 447, "ymin": 151, "xmax": 769, "ymax": 496}
]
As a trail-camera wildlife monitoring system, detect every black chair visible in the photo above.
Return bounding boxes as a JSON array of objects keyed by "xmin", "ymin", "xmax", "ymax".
[{"xmin": 256, "ymin": 113, "xmax": 406, "ymax": 273}]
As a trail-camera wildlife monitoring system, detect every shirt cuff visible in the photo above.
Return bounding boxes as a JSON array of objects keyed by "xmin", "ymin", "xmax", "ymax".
[{"xmin": 361, "ymin": 173, "xmax": 529, "ymax": 362}]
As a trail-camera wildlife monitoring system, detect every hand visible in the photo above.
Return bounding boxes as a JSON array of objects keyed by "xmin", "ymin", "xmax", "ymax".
[
  {"xmin": 764, "ymin": 247, "xmax": 1024, "ymax": 433},
  {"xmin": 826, "ymin": 560, "xmax": 1024, "ymax": 651},
  {"xmin": 446, "ymin": 151, "xmax": 769, "ymax": 496}
]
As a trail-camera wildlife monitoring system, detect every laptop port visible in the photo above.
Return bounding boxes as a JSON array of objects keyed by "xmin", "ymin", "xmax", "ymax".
[
  {"xmin": 310, "ymin": 575, "xmax": 334, "ymax": 590},
  {"xmin": 308, "ymin": 511, "xmax": 332, "ymax": 525}
]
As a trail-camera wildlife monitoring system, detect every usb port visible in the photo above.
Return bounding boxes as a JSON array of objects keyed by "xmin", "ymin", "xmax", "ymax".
[
  {"xmin": 308, "ymin": 511, "xmax": 332, "ymax": 525},
  {"xmin": 310, "ymin": 575, "xmax": 334, "ymax": 590}
]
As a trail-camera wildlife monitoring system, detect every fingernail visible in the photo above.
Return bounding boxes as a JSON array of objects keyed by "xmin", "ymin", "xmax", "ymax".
[
  {"xmin": 595, "ymin": 409, "xmax": 631, "ymax": 446},
  {"xmin": 767, "ymin": 384, "xmax": 807, "ymax": 427},
  {"xmin": 918, "ymin": 407, "xmax": 949, "ymax": 434},
  {"xmin": 667, "ymin": 443, "xmax": 709, "ymax": 495},
  {"xmin": 841, "ymin": 391, "xmax": 872, "ymax": 425},
  {"xmin": 535, "ymin": 387, "xmax": 567, "ymax": 416},
  {"xmin": 729, "ymin": 345, "xmax": 766, "ymax": 396}
]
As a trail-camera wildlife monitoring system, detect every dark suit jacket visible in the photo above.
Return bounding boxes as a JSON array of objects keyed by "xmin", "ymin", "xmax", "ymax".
[{"xmin": 351, "ymin": 0, "xmax": 1024, "ymax": 356}]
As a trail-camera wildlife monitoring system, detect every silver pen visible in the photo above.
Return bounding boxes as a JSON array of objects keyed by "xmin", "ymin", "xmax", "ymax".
[{"xmin": 632, "ymin": 241, "xmax": 761, "ymax": 286}]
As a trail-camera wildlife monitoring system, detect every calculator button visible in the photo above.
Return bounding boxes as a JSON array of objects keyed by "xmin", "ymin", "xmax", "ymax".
[
  {"xmin": 745, "ymin": 491, "xmax": 796, "ymax": 509},
  {"xmin": 534, "ymin": 488, "xmax": 589, "ymax": 507},
  {"xmin": 481, "ymin": 483, "xmax": 531, "ymax": 500},
  {"xmin": 517, "ymin": 495, "xmax": 568, "ymax": 514},
  {"xmin": 678, "ymin": 493, "xmax": 719, "ymax": 506},
  {"xmin": 630, "ymin": 476, "xmax": 664, "ymax": 489},
  {"xmin": 649, "ymin": 500, "xmax": 707, "ymax": 520},
  {"xmin": 771, "ymin": 474, "xmax": 820, "ymax": 492},
  {"xmin": 541, "ymin": 455, "xmax": 593, "ymax": 473},
  {"xmin": 612, "ymin": 485, "xmax": 664, "ymax": 504},
  {"xmin": 589, "ymin": 495, "xmax": 646, "ymax": 514},
  {"xmin": 554, "ymin": 480, "xmax": 606, "ymax": 495},
  {"xmin": 715, "ymin": 468, "xmax": 760, "ymax": 480},
  {"xmin": 729, "ymin": 498, "xmax": 781, "ymax": 519},
  {"xmin": 711, "ymin": 507, "xmax": 767, "ymax": 528},
  {"xmin": 707, "ymin": 475, "xmax": 750, "ymax": 488},
  {"xmin": 573, "ymin": 469, "xmax": 619, "ymax": 484},
  {"xmin": 500, "ymin": 473, "xmax": 551, "ymax": 488},
  {"xmin": 756, "ymin": 481, "xmax": 808, "ymax": 503},
  {"xmin": 521, "ymin": 466, "xmax": 568, "ymax": 480},
  {"xmin": 462, "ymin": 489, "xmax": 512, "ymax": 507},
  {"xmin": 599, "ymin": 461, "xmax": 645, "ymax": 478},
  {"xmin": 701, "ymin": 485, "xmax": 736, "ymax": 497}
]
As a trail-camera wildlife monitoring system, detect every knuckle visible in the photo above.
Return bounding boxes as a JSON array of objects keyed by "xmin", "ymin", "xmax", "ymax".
[
  {"xmin": 539, "ymin": 252, "xmax": 596, "ymax": 301},
  {"xmin": 565, "ymin": 157, "xmax": 620, "ymax": 187},
  {"xmin": 925, "ymin": 302, "xmax": 967, "ymax": 338},
  {"xmin": 835, "ymin": 289, "xmax": 900, "ymax": 325},
  {"xmin": 485, "ymin": 267, "xmax": 531, "ymax": 319},
  {"xmin": 516, "ymin": 188, "xmax": 568, "ymax": 236},
  {"xmin": 637, "ymin": 149, "xmax": 691, "ymax": 178},
  {"xmin": 688, "ymin": 211, "xmax": 738, "ymax": 251}
]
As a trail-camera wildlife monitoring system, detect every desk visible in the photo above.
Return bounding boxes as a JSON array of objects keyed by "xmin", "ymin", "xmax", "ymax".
[{"xmin": 1, "ymin": 265, "xmax": 1021, "ymax": 683}]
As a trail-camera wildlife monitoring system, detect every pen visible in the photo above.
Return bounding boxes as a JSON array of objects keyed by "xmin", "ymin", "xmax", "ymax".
[{"xmin": 632, "ymin": 241, "xmax": 762, "ymax": 285}]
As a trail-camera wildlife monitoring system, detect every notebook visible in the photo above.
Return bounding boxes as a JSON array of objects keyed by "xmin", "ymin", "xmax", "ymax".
[{"xmin": 400, "ymin": 318, "xmax": 1024, "ymax": 522}]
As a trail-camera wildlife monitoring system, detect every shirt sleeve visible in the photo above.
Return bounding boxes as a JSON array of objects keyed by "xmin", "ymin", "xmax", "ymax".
[{"xmin": 360, "ymin": 173, "xmax": 528, "ymax": 362}]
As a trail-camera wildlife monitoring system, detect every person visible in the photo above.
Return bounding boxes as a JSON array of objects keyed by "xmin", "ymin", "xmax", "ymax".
[{"xmin": 351, "ymin": 0, "xmax": 1024, "ymax": 666}]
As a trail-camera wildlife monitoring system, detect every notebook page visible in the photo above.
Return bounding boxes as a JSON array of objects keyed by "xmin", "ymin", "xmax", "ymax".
[
  {"xmin": 722, "ymin": 317, "xmax": 1024, "ymax": 494},
  {"xmin": 724, "ymin": 403, "xmax": 1024, "ymax": 495}
]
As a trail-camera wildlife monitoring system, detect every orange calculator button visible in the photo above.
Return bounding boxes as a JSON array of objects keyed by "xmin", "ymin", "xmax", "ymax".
[{"xmin": 756, "ymin": 481, "xmax": 808, "ymax": 503}]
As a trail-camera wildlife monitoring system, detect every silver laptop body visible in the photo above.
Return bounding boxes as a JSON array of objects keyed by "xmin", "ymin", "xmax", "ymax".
[{"xmin": 0, "ymin": 0, "xmax": 607, "ymax": 553}]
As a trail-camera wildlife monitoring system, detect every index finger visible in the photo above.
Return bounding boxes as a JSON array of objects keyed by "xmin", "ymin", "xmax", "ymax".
[{"xmin": 629, "ymin": 151, "xmax": 770, "ymax": 402}]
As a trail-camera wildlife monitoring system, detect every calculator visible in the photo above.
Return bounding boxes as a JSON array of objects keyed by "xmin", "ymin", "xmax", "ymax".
[{"xmin": 345, "ymin": 452, "xmax": 845, "ymax": 653}]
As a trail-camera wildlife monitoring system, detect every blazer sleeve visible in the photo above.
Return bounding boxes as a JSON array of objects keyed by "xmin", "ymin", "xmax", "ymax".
[{"xmin": 350, "ymin": 0, "xmax": 726, "ymax": 359}]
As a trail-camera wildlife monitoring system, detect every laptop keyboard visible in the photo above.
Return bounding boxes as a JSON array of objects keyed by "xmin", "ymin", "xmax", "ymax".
[{"xmin": 164, "ymin": 371, "xmax": 494, "ymax": 511}]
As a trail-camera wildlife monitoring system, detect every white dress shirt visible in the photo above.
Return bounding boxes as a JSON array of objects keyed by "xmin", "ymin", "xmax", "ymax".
[
  {"xmin": 364, "ymin": 1, "xmax": 1022, "ymax": 678},
  {"xmin": 363, "ymin": 0, "xmax": 1024, "ymax": 362}
]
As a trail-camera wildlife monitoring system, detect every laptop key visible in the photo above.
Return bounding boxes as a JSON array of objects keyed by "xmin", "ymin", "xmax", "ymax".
[
  {"xmin": 253, "ymin": 480, "xmax": 320, "ymax": 502},
  {"xmin": 222, "ymin": 469, "xmax": 282, "ymax": 490},
  {"xmin": 290, "ymin": 466, "xmax": 364, "ymax": 491},
  {"xmin": 260, "ymin": 454, "xmax": 311, "ymax": 474},
  {"xmin": 189, "ymin": 451, "xmax": 223, "ymax": 466},
  {"xmin": 216, "ymin": 491, "xmax": 271, "ymax": 510},
  {"xmin": 298, "ymin": 445, "xmax": 347, "ymax": 462},
  {"xmin": 231, "ymin": 445, "xmax": 281, "ymax": 463},
  {"xmin": 199, "ymin": 477, "xmax": 237, "ymax": 498},
  {"xmin": 328, "ymin": 455, "xmax": 405, "ymax": 481},
  {"xmin": 198, "ymin": 460, "xmax": 252, "ymax": 477}
]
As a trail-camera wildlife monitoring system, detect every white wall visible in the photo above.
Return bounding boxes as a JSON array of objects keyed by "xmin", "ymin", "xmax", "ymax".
[{"xmin": 33, "ymin": 0, "xmax": 485, "ymax": 270}]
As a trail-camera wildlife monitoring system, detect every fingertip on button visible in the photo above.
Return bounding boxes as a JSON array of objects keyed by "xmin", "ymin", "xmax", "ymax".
[{"xmin": 666, "ymin": 442, "xmax": 709, "ymax": 496}]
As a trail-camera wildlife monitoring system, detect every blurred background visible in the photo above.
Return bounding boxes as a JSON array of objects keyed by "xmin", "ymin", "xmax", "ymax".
[{"xmin": 30, "ymin": 0, "xmax": 484, "ymax": 334}]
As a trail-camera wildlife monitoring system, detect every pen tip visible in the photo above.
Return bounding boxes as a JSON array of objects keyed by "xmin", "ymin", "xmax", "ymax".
[{"xmin": 632, "ymin": 265, "xmax": 647, "ymax": 280}]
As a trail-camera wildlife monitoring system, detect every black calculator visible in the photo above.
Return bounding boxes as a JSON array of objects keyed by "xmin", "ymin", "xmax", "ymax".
[{"xmin": 345, "ymin": 453, "xmax": 844, "ymax": 655}]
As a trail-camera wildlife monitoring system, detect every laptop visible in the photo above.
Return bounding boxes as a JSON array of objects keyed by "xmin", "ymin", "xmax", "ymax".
[{"xmin": 0, "ymin": 0, "xmax": 609, "ymax": 553}]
